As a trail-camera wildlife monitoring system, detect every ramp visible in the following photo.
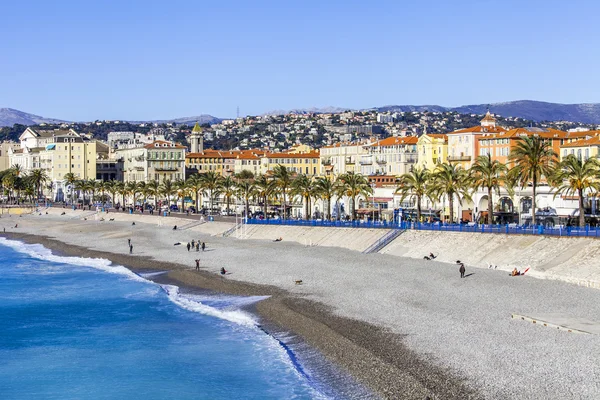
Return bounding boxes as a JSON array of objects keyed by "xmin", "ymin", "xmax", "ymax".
[
  {"xmin": 512, "ymin": 313, "xmax": 600, "ymax": 335},
  {"xmin": 362, "ymin": 229, "xmax": 405, "ymax": 254}
]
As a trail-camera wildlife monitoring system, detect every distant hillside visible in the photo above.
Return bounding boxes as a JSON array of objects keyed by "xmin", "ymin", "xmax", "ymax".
[
  {"xmin": 263, "ymin": 106, "xmax": 350, "ymax": 115},
  {"xmin": 375, "ymin": 101, "xmax": 600, "ymax": 124},
  {"xmin": 0, "ymin": 108, "xmax": 68, "ymax": 127},
  {"xmin": 0, "ymin": 108, "xmax": 222, "ymax": 127}
]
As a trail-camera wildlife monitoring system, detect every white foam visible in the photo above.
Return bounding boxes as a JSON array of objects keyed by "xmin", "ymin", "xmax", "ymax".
[
  {"xmin": 161, "ymin": 284, "xmax": 258, "ymax": 327},
  {"xmin": 0, "ymin": 237, "xmax": 259, "ymax": 327},
  {"xmin": 0, "ymin": 237, "xmax": 147, "ymax": 283}
]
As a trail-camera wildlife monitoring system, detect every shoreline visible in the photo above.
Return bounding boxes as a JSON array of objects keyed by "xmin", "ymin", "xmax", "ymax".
[{"xmin": 3, "ymin": 231, "xmax": 478, "ymax": 400}]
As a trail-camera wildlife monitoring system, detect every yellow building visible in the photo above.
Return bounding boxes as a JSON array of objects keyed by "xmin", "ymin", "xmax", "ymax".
[
  {"xmin": 186, "ymin": 150, "xmax": 240, "ymax": 176},
  {"xmin": 559, "ymin": 131, "xmax": 600, "ymax": 161},
  {"xmin": 417, "ymin": 133, "xmax": 448, "ymax": 171},
  {"xmin": 262, "ymin": 148, "xmax": 320, "ymax": 176}
]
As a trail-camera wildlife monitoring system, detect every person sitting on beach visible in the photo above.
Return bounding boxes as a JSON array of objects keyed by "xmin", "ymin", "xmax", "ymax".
[
  {"xmin": 423, "ymin": 255, "xmax": 431, "ymax": 261},
  {"xmin": 511, "ymin": 268, "xmax": 520, "ymax": 277},
  {"xmin": 274, "ymin": 237, "xmax": 282, "ymax": 242},
  {"xmin": 14, "ymin": 224, "xmax": 18, "ymax": 228},
  {"xmin": 220, "ymin": 267, "xmax": 227, "ymax": 275},
  {"xmin": 173, "ymin": 225, "xmax": 177, "ymax": 230},
  {"xmin": 429, "ymin": 252, "xmax": 435, "ymax": 259}
]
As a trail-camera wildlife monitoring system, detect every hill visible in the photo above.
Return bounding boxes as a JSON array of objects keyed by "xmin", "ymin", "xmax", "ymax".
[
  {"xmin": 0, "ymin": 108, "xmax": 68, "ymax": 127},
  {"xmin": 375, "ymin": 100, "xmax": 600, "ymax": 124}
]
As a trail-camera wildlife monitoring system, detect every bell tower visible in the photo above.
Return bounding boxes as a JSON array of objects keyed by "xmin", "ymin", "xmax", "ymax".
[{"xmin": 189, "ymin": 122, "xmax": 204, "ymax": 153}]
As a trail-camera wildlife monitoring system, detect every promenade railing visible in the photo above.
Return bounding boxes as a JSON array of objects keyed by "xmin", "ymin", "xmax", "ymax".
[{"xmin": 245, "ymin": 218, "xmax": 600, "ymax": 238}]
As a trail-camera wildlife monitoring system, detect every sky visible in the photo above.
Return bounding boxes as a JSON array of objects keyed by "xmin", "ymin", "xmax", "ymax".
[{"xmin": 1, "ymin": 0, "xmax": 600, "ymax": 121}]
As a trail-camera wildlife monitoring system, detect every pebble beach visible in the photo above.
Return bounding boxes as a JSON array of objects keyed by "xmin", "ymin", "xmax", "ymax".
[{"xmin": 3, "ymin": 208, "xmax": 600, "ymax": 399}]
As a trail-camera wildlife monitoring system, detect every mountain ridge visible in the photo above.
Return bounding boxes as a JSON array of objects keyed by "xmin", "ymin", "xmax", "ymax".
[{"xmin": 3, "ymin": 100, "xmax": 600, "ymax": 127}]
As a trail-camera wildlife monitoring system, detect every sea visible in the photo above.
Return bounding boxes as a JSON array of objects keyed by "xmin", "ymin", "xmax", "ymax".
[{"xmin": 0, "ymin": 238, "xmax": 368, "ymax": 400}]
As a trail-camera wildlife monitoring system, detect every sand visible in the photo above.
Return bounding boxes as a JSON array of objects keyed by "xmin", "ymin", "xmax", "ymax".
[{"xmin": 3, "ymin": 208, "xmax": 600, "ymax": 399}]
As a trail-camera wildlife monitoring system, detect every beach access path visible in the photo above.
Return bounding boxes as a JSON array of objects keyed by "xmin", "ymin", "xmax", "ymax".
[{"xmin": 4, "ymin": 209, "xmax": 600, "ymax": 399}]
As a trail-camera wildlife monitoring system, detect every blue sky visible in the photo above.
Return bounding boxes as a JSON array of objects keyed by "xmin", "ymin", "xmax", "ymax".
[{"xmin": 1, "ymin": 0, "xmax": 599, "ymax": 120}]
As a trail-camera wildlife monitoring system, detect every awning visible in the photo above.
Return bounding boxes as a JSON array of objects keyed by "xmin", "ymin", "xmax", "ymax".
[
  {"xmin": 45, "ymin": 144, "xmax": 56, "ymax": 150},
  {"xmin": 367, "ymin": 197, "xmax": 393, "ymax": 202}
]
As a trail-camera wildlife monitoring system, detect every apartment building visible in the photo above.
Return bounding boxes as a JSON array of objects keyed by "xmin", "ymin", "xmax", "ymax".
[
  {"xmin": 417, "ymin": 133, "xmax": 448, "ymax": 171},
  {"xmin": 116, "ymin": 140, "xmax": 186, "ymax": 182},
  {"xmin": 361, "ymin": 136, "xmax": 418, "ymax": 176}
]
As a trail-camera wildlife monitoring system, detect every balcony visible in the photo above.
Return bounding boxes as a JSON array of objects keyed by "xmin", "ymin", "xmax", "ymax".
[
  {"xmin": 154, "ymin": 166, "xmax": 178, "ymax": 171},
  {"xmin": 447, "ymin": 155, "xmax": 471, "ymax": 162},
  {"xmin": 375, "ymin": 158, "xmax": 387, "ymax": 164}
]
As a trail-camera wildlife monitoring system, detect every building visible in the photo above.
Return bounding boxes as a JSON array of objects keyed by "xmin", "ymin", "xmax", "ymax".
[
  {"xmin": 8, "ymin": 128, "xmax": 101, "ymax": 201},
  {"xmin": 107, "ymin": 131, "xmax": 166, "ymax": 150},
  {"xmin": 185, "ymin": 150, "xmax": 240, "ymax": 177},
  {"xmin": 417, "ymin": 134, "xmax": 448, "ymax": 171},
  {"xmin": 361, "ymin": 136, "xmax": 418, "ymax": 176},
  {"xmin": 0, "ymin": 142, "xmax": 21, "ymax": 171},
  {"xmin": 477, "ymin": 127, "xmax": 569, "ymax": 166},
  {"xmin": 559, "ymin": 131, "xmax": 600, "ymax": 161},
  {"xmin": 446, "ymin": 111, "xmax": 506, "ymax": 168},
  {"xmin": 262, "ymin": 148, "xmax": 320, "ymax": 176},
  {"xmin": 320, "ymin": 140, "xmax": 374, "ymax": 177},
  {"xmin": 188, "ymin": 122, "xmax": 204, "ymax": 153},
  {"xmin": 116, "ymin": 140, "xmax": 186, "ymax": 183}
]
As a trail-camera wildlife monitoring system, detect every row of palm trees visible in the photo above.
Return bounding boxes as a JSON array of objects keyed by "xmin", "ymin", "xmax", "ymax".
[
  {"xmin": 396, "ymin": 136, "xmax": 598, "ymax": 227},
  {"xmin": 1, "ymin": 136, "xmax": 596, "ymax": 226}
]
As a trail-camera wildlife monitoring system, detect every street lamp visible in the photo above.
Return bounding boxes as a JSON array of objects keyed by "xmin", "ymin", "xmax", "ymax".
[{"xmin": 371, "ymin": 182, "xmax": 376, "ymax": 222}]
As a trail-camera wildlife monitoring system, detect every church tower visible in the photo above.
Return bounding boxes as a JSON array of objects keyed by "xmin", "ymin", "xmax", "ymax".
[
  {"xmin": 480, "ymin": 109, "xmax": 497, "ymax": 128},
  {"xmin": 189, "ymin": 122, "xmax": 204, "ymax": 153}
]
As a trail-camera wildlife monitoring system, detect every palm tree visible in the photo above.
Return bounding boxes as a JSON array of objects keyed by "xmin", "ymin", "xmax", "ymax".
[
  {"xmin": 125, "ymin": 181, "xmax": 138, "ymax": 207},
  {"xmin": 159, "ymin": 179, "xmax": 176, "ymax": 208},
  {"xmin": 116, "ymin": 181, "xmax": 127, "ymax": 208},
  {"xmin": 470, "ymin": 154, "xmax": 508, "ymax": 225},
  {"xmin": 395, "ymin": 167, "xmax": 431, "ymax": 223},
  {"xmin": 2, "ymin": 172, "xmax": 16, "ymax": 203},
  {"xmin": 236, "ymin": 179, "xmax": 256, "ymax": 218},
  {"xmin": 73, "ymin": 180, "xmax": 86, "ymax": 205},
  {"xmin": 313, "ymin": 176, "xmax": 341, "ymax": 220},
  {"xmin": 255, "ymin": 174, "xmax": 276, "ymax": 218},
  {"xmin": 174, "ymin": 179, "xmax": 189, "ymax": 211},
  {"xmin": 552, "ymin": 155, "xmax": 600, "ymax": 227},
  {"xmin": 145, "ymin": 180, "xmax": 160, "ymax": 208},
  {"xmin": 221, "ymin": 176, "xmax": 236, "ymax": 214},
  {"xmin": 236, "ymin": 170, "xmax": 255, "ymax": 182},
  {"xmin": 200, "ymin": 171, "xmax": 223, "ymax": 214},
  {"xmin": 28, "ymin": 169, "xmax": 50, "ymax": 201},
  {"xmin": 63, "ymin": 172, "xmax": 78, "ymax": 205},
  {"xmin": 430, "ymin": 162, "xmax": 471, "ymax": 223},
  {"xmin": 508, "ymin": 136, "xmax": 557, "ymax": 225},
  {"xmin": 105, "ymin": 180, "xmax": 120, "ymax": 207},
  {"xmin": 186, "ymin": 174, "xmax": 203, "ymax": 211},
  {"xmin": 291, "ymin": 174, "xmax": 315, "ymax": 220},
  {"xmin": 272, "ymin": 165, "xmax": 293, "ymax": 218},
  {"xmin": 338, "ymin": 171, "xmax": 373, "ymax": 221}
]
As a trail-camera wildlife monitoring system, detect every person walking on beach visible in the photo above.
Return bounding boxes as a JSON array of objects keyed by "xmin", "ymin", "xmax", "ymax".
[
  {"xmin": 129, "ymin": 244, "xmax": 133, "ymax": 254},
  {"xmin": 128, "ymin": 238, "xmax": 131, "ymax": 247},
  {"xmin": 201, "ymin": 242, "xmax": 206, "ymax": 252},
  {"xmin": 187, "ymin": 242, "xmax": 191, "ymax": 252},
  {"xmin": 195, "ymin": 259, "xmax": 200, "ymax": 271},
  {"xmin": 191, "ymin": 240, "xmax": 195, "ymax": 248},
  {"xmin": 459, "ymin": 263, "xmax": 465, "ymax": 278},
  {"xmin": 196, "ymin": 242, "xmax": 199, "ymax": 251}
]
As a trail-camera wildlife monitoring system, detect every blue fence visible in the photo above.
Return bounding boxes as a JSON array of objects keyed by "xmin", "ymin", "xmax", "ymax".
[{"xmin": 245, "ymin": 218, "xmax": 600, "ymax": 238}]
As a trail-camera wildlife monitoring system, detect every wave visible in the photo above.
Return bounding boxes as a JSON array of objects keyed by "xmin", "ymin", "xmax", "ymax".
[{"xmin": 0, "ymin": 237, "xmax": 331, "ymax": 398}]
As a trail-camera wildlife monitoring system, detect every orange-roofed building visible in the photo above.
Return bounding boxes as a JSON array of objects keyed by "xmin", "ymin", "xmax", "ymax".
[
  {"xmin": 360, "ymin": 135, "xmax": 418, "ymax": 176},
  {"xmin": 477, "ymin": 127, "xmax": 569, "ymax": 166},
  {"xmin": 559, "ymin": 131, "xmax": 600, "ymax": 162},
  {"xmin": 186, "ymin": 149, "xmax": 241, "ymax": 177},
  {"xmin": 447, "ymin": 110, "xmax": 507, "ymax": 169},
  {"xmin": 263, "ymin": 148, "xmax": 320, "ymax": 176},
  {"xmin": 320, "ymin": 139, "xmax": 375, "ymax": 177},
  {"xmin": 233, "ymin": 149, "xmax": 270, "ymax": 176}
]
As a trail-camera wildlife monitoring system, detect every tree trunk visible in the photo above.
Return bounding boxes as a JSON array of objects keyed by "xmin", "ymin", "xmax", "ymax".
[
  {"xmin": 531, "ymin": 178, "xmax": 537, "ymax": 226},
  {"xmin": 416, "ymin": 194, "xmax": 422, "ymax": 223},
  {"xmin": 351, "ymin": 196, "xmax": 356, "ymax": 221},
  {"xmin": 487, "ymin": 187, "xmax": 494, "ymax": 225},
  {"xmin": 305, "ymin": 195, "xmax": 309, "ymax": 220},
  {"xmin": 579, "ymin": 188, "xmax": 585, "ymax": 228},
  {"xmin": 449, "ymin": 193, "xmax": 454, "ymax": 223}
]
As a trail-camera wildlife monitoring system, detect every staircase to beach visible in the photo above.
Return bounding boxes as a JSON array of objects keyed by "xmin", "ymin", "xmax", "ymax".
[{"xmin": 362, "ymin": 229, "xmax": 405, "ymax": 254}]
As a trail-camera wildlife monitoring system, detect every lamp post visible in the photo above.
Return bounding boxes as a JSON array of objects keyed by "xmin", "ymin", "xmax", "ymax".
[{"xmin": 371, "ymin": 182, "xmax": 376, "ymax": 222}]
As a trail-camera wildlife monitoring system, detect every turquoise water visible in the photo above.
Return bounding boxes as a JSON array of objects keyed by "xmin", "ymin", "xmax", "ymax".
[{"xmin": 0, "ymin": 239, "xmax": 339, "ymax": 399}]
